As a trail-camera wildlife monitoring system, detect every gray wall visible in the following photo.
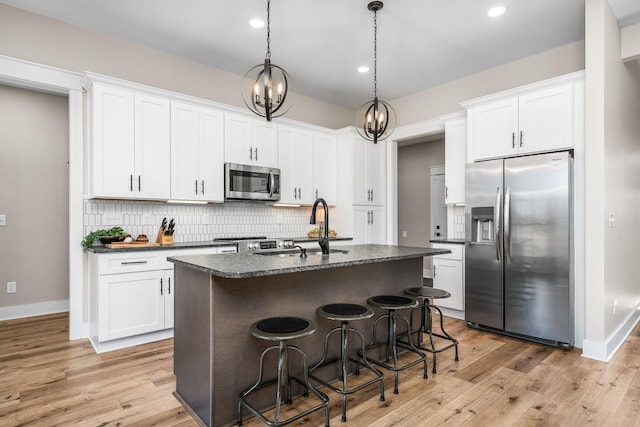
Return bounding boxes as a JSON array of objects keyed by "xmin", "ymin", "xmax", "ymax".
[
  {"xmin": 0, "ymin": 4, "xmax": 353, "ymax": 130},
  {"xmin": 397, "ymin": 139, "xmax": 445, "ymax": 273},
  {"xmin": 0, "ymin": 85, "xmax": 69, "ymax": 307}
]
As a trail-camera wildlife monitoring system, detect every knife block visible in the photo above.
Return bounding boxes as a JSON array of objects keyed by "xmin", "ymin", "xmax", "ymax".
[{"xmin": 156, "ymin": 227, "xmax": 174, "ymax": 246}]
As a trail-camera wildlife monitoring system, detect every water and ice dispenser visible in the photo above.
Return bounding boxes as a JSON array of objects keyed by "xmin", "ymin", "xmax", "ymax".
[{"xmin": 470, "ymin": 207, "xmax": 494, "ymax": 243}]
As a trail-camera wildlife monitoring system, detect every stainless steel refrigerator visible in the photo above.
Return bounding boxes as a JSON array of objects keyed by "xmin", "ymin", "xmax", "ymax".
[{"xmin": 465, "ymin": 151, "xmax": 573, "ymax": 348}]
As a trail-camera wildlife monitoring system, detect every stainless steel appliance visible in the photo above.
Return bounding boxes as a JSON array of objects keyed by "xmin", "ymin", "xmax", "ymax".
[
  {"xmin": 214, "ymin": 236, "xmax": 294, "ymax": 253},
  {"xmin": 465, "ymin": 151, "xmax": 573, "ymax": 348},
  {"xmin": 224, "ymin": 163, "xmax": 280, "ymax": 202}
]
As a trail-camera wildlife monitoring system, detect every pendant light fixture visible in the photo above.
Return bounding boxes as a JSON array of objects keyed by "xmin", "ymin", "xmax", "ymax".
[
  {"xmin": 241, "ymin": 0, "xmax": 294, "ymax": 121},
  {"xmin": 357, "ymin": 1, "xmax": 396, "ymax": 144}
]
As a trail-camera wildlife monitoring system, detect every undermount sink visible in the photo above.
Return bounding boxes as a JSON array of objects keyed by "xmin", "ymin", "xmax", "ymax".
[{"xmin": 255, "ymin": 248, "xmax": 349, "ymax": 257}]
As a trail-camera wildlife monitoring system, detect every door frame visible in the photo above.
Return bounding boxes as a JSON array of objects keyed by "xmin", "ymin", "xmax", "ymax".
[{"xmin": 0, "ymin": 55, "xmax": 85, "ymax": 339}]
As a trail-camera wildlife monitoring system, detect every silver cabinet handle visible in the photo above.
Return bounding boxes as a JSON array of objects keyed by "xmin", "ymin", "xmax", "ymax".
[
  {"xmin": 202, "ymin": 180, "xmax": 205, "ymax": 195},
  {"xmin": 371, "ymin": 189, "xmax": 373, "ymax": 202},
  {"xmin": 130, "ymin": 174, "xmax": 133, "ymax": 192},
  {"xmin": 268, "ymin": 171, "xmax": 274, "ymax": 198},
  {"xmin": 121, "ymin": 260, "xmax": 148, "ymax": 265},
  {"xmin": 168, "ymin": 277, "xmax": 171, "ymax": 295},
  {"xmin": 160, "ymin": 278, "xmax": 163, "ymax": 296},
  {"xmin": 519, "ymin": 131, "xmax": 523, "ymax": 147},
  {"xmin": 254, "ymin": 147, "xmax": 258, "ymax": 161},
  {"xmin": 370, "ymin": 210, "xmax": 374, "ymax": 224},
  {"xmin": 219, "ymin": 249, "xmax": 236, "ymax": 253},
  {"xmin": 138, "ymin": 175, "xmax": 141, "ymax": 192},
  {"xmin": 504, "ymin": 186, "xmax": 511, "ymax": 262},
  {"xmin": 434, "ymin": 265, "xmax": 436, "ymax": 278},
  {"xmin": 249, "ymin": 146, "xmax": 253, "ymax": 160},
  {"xmin": 315, "ymin": 189, "xmax": 318, "ymax": 199},
  {"xmin": 195, "ymin": 179, "xmax": 198, "ymax": 195},
  {"xmin": 512, "ymin": 132, "xmax": 515, "ymax": 149},
  {"xmin": 445, "ymin": 186, "xmax": 448, "ymax": 199},
  {"xmin": 495, "ymin": 186, "xmax": 502, "ymax": 261},
  {"xmin": 298, "ymin": 188, "xmax": 301, "ymax": 199}
]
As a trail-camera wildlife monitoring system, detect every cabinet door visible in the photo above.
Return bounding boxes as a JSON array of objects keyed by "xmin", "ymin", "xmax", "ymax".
[
  {"xmin": 518, "ymin": 84, "xmax": 573, "ymax": 154},
  {"xmin": 352, "ymin": 138, "xmax": 369, "ymax": 205},
  {"xmin": 278, "ymin": 126, "xmax": 313, "ymax": 204},
  {"xmin": 312, "ymin": 132, "xmax": 337, "ymax": 205},
  {"xmin": 170, "ymin": 102, "xmax": 200, "ymax": 200},
  {"xmin": 366, "ymin": 142, "xmax": 386, "ymax": 206},
  {"xmin": 352, "ymin": 206, "xmax": 369, "ymax": 245},
  {"xmin": 224, "ymin": 113, "xmax": 252, "ymax": 164},
  {"xmin": 253, "ymin": 121, "xmax": 278, "ymax": 167},
  {"xmin": 368, "ymin": 206, "xmax": 387, "ymax": 244},
  {"xmin": 135, "ymin": 93, "xmax": 171, "ymax": 199},
  {"xmin": 433, "ymin": 258, "xmax": 463, "ymax": 310},
  {"xmin": 98, "ymin": 270, "xmax": 165, "ymax": 341},
  {"xmin": 90, "ymin": 84, "xmax": 135, "ymax": 198},
  {"xmin": 470, "ymin": 98, "xmax": 518, "ymax": 161},
  {"xmin": 444, "ymin": 118, "xmax": 467, "ymax": 204},
  {"xmin": 163, "ymin": 270, "xmax": 175, "ymax": 329},
  {"xmin": 199, "ymin": 108, "xmax": 224, "ymax": 202}
]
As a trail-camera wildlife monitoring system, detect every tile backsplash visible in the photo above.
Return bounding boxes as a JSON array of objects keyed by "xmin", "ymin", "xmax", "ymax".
[
  {"xmin": 83, "ymin": 200, "xmax": 314, "ymax": 242},
  {"xmin": 452, "ymin": 205, "xmax": 465, "ymax": 239}
]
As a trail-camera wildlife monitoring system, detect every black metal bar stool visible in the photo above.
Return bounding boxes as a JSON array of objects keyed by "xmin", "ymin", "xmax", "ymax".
[
  {"xmin": 404, "ymin": 287, "xmax": 459, "ymax": 374},
  {"xmin": 238, "ymin": 316, "xmax": 330, "ymax": 427},
  {"xmin": 360, "ymin": 295, "xmax": 427, "ymax": 394},
  {"xmin": 309, "ymin": 303, "xmax": 385, "ymax": 422}
]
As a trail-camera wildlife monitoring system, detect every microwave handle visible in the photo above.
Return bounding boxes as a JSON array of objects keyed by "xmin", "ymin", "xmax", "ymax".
[{"xmin": 268, "ymin": 171, "xmax": 275, "ymax": 198}]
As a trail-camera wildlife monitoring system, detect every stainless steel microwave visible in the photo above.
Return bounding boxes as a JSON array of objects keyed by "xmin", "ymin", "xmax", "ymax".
[{"xmin": 224, "ymin": 163, "xmax": 281, "ymax": 202}]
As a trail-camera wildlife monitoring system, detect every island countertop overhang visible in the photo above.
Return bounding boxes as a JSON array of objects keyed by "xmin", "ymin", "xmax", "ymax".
[{"xmin": 168, "ymin": 244, "xmax": 450, "ymax": 279}]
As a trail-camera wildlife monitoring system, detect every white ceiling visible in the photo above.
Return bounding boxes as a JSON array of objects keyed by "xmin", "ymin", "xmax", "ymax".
[{"xmin": 2, "ymin": 0, "xmax": 639, "ymax": 110}]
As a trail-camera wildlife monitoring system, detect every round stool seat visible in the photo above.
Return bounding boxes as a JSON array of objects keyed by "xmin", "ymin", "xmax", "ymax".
[
  {"xmin": 250, "ymin": 316, "xmax": 316, "ymax": 341},
  {"xmin": 405, "ymin": 287, "xmax": 451, "ymax": 300},
  {"xmin": 367, "ymin": 295, "xmax": 418, "ymax": 311},
  {"xmin": 317, "ymin": 303, "xmax": 374, "ymax": 322}
]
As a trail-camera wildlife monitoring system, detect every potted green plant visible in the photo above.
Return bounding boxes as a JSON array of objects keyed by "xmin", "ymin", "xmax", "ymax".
[{"xmin": 82, "ymin": 226, "xmax": 127, "ymax": 249}]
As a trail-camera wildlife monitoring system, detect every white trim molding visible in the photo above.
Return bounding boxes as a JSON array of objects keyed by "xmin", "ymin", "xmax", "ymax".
[
  {"xmin": 0, "ymin": 55, "xmax": 84, "ymax": 340},
  {"xmin": 581, "ymin": 307, "xmax": 640, "ymax": 362},
  {"xmin": 0, "ymin": 300, "xmax": 69, "ymax": 321}
]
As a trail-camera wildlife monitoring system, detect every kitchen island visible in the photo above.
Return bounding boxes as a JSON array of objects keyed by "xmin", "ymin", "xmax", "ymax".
[{"xmin": 168, "ymin": 244, "xmax": 450, "ymax": 427}]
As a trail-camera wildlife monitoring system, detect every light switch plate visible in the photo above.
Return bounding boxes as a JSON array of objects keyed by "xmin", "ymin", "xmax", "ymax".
[
  {"xmin": 0, "ymin": 214, "xmax": 6, "ymax": 226},
  {"xmin": 7, "ymin": 281, "xmax": 16, "ymax": 293}
]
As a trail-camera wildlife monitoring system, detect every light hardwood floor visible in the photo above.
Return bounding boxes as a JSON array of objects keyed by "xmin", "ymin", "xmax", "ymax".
[{"xmin": 2, "ymin": 312, "xmax": 640, "ymax": 426}]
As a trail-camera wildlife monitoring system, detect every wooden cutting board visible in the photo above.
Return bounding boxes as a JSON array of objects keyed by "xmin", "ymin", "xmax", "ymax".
[{"xmin": 106, "ymin": 242, "xmax": 162, "ymax": 248}]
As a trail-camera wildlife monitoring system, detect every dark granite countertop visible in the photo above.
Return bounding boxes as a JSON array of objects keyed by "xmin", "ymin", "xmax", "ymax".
[
  {"xmin": 85, "ymin": 241, "xmax": 239, "ymax": 254},
  {"xmin": 168, "ymin": 244, "xmax": 450, "ymax": 279},
  {"xmin": 430, "ymin": 239, "xmax": 466, "ymax": 245}
]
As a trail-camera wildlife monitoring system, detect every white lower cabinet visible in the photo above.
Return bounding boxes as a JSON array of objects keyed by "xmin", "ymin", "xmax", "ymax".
[
  {"xmin": 88, "ymin": 246, "xmax": 235, "ymax": 352},
  {"xmin": 431, "ymin": 243, "xmax": 465, "ymax": 311}
]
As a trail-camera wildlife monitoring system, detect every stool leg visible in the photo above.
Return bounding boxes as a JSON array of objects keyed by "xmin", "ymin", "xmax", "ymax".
[
  {"xmin": 425, "ymin": 303, "xmax": 438, "ymax": 373},
  {"xmin": 430, "ymin": 302, "xmax": 460, "ymax": 362},
  {"xmin": 351, "ymin": 326, "xmax": 385, "ymax": 403},
  {"xmin": 340, "ymin": 322, "xmax": 348, "ymax": 422},
  {"xmin": 388, "ymin": 309, "xmax": 400, "ymax": 394},
  {"xmin": 275, "ymin": 340, "xmax": 289, "ymax": 421},
  {"xmin": 397, "ymin": 313, "xmax": 428, "ymax": 380}
]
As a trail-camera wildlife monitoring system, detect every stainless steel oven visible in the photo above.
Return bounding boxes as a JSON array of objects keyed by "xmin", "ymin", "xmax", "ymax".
[{"xmin": 224, "ymin": 163, "xmax": 280, "ymax": 202}]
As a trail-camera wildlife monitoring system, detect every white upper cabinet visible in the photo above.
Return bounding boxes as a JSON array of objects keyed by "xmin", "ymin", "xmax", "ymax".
[
  {"xmin": 89, "ymin": 83, "xmax": 170, "ymax": 200},
  {"xmin": 311, "ymin": 132, "xmax": 337, "ymax": 205},
  {"xmin": 353, "ymin": 138, "xmax": 386, "ymax": 206},
  {"xmin": 224, "ymin": 113, "xmax": 277, "ymax": 168},
  {"xmin": 277, "ymin": 125, "xmax": 313, "ymax": 204},
  {"xmin": 444, "ymin": 116, "xmax": 467, "ymax": 205},
  {"xmin": 353, "ymin": 206, "xmax": 386, "ymax": 245},
  {"xmin": 466, "ymin": 78, "xmax": 579, "ymax": 161},
  {"xmin": 170, "ymin": 102, "xmax": 224, "ymax": 202}
]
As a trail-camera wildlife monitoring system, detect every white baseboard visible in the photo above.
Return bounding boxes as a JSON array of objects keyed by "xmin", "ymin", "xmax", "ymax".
[
  {"xmin": 581, "ymin": 307, "xmax": 640, "ymax": 362},
  {"xmin": 89, "ymin": 329, "xmax": 173, "ymax": 353},
  {"xmin": 0, "ymin": 299, "xmax": 69, "ymax": 321}
]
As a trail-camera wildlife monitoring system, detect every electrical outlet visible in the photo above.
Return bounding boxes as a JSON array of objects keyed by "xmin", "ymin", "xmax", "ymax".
[
  {"xmin": 0, "ymin": 214, "xmax": 6, "ymax": 226},
  {"xmin": 7, "ymin": 281, "xmax": 16, "ymax": 293},
  {"xmin": 402, "ymin": 230, "xmax": 407, "ymax": 238},
  {"xmin": 103, "ymin": 213, "xmax": 124, "ymax": 225}
]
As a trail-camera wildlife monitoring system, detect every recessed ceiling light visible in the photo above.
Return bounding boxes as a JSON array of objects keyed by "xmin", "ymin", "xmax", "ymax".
[
  {"xmin": 249, "ymin": 18, "xmax": 264, "ymax": 28},
  {"xmin": 487, "ymin": 6, "xmax": 507, "ymax": 17},
  {"xmin": 357, "ymin": 66, "xmax": 370, "ymax": 73}
]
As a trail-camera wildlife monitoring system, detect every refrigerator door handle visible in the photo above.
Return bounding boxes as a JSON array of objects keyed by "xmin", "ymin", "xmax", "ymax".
[
  {"xmin": 504, "ymin": 186, "xmax": 511, "ymax": 261},
  {"xmin": 495, "ymin": 186, "xmax": 502, "ymax": 261}
]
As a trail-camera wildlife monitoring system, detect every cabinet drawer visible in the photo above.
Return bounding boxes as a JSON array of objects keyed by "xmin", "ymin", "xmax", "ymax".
[
  {"xmin": 431, "ymin": 243, "xmax": 463, "ymax": 261},
  {"xmin": 99, "ymin": 253, "xmax": 167, "ymax": 274}
]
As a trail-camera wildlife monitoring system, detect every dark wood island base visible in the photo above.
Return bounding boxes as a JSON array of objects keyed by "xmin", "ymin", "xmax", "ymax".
[{"xmin": 170, "ymin": 245, "xmax": 449, "ymax": 426}]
